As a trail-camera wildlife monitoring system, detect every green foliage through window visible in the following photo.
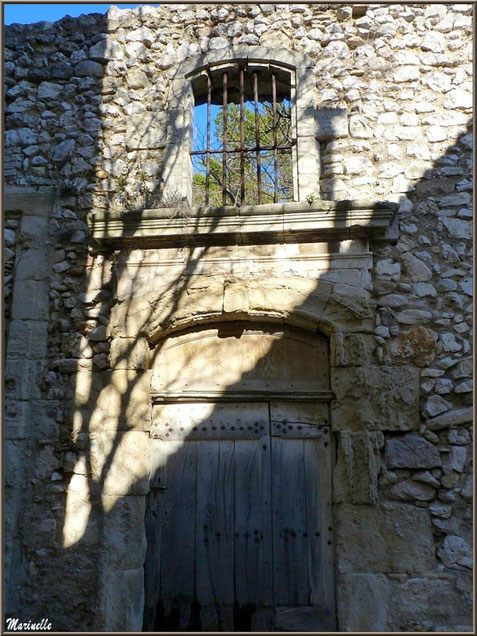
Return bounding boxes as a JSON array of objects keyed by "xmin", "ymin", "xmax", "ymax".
[{"xmin": 192, "ymin": 100, "xmax": 293, "ymax": 207}]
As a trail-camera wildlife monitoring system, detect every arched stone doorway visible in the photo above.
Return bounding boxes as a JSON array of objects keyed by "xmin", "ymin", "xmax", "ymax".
[{"xmin": 143, "ymin": 322, "xmax": 335, "ymax": 631}]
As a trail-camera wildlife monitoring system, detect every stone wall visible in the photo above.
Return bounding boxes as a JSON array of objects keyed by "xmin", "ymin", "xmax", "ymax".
[
  {"xmin": 4, "ymin": 218, "xmax": 19, "ymax": 339},
  {"xmin": 4, "ymin": 3, "xmax": 473, "ymax": 632}
]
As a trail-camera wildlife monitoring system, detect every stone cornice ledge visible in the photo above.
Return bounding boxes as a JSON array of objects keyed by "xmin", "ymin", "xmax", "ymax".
[{"xmin": 87, "ymin": 199, "xmax": 398, "ymax": 249}]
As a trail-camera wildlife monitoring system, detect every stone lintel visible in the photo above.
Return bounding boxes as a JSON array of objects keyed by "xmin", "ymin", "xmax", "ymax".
[
  {"xmin": 4, "ymin": 186, "xmax": 55, "ymax": 216},
  {"xmin": 179, "ymin": 47, "xmax": 309, "ymax": 79},
  {"xmin": 87, "ymin": 200, "xmax": 397, "ymax": 249}
]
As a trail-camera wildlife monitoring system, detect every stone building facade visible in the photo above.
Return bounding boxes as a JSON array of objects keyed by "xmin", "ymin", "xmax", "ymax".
[{"xmin": 4, "ymin": 3, "xmax": 473, "ymax": 632}]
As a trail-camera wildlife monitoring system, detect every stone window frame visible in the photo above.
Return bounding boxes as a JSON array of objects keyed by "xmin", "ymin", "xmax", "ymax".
[{"xmin": 160, "ymin": 46, "xmax": 320, "ymax": 207}]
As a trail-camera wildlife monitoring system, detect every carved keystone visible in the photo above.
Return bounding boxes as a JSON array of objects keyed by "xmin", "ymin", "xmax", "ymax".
[{"xmin": 223, "ymin": 280, "xmax": 249, "ymax": 314}]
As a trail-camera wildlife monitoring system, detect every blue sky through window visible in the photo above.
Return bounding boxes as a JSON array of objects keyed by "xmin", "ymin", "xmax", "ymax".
[
  {"xmin": 193, "ymin": 99, "xmax": 291, "ymax": 153},
  {"xmin": 193, "ymin": 104, "xmax": 220, "ymax": 152}
]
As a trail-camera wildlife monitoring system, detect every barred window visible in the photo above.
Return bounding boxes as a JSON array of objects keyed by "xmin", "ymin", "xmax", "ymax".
[
  {"xmin": 191, "ymin": 64, "xmax": 294, "ymax": 207},
  {"xmin": 162, "ymin": 49, "xmax": 319, "ymax": 207}
]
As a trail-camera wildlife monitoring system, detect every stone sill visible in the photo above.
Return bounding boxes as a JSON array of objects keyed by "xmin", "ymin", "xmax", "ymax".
[{"xmin": 87, "ymin": 199, "xmax": 398, "ymax": 249}]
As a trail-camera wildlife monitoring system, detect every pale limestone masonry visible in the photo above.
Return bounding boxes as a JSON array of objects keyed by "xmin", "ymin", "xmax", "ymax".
[{"xmin": 4, "ymin": 3, "xmax": 473, "ymax": 632}]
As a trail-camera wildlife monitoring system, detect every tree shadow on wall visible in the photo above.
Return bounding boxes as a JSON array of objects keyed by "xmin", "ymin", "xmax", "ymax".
[{"xmin": 56, "ymin": 116, "xmax": 473, "ymax": 632}]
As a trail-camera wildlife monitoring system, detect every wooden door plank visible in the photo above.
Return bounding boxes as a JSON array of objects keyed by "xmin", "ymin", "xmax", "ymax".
[
  {"xmin": 234, "ymin": 437, "xmax": 273, "ymax": 608},
  {"xmin": 143, "ymin": 439, "xmax": 165, "ymax": 630},
  {"xmin": 271, "ymin": 437, "xmax": 309, "ymax": 606},
  {"xmin": 160, "ymin": 441, "xmax": 197, "ymax": 619},
  {"xmin": 143, "ymin": 488, "xmax": 163, "ymax": 630},
  {"xmin": 199, "ymin": 605, "xmax": 218, "ymax": 631},
  {"xmin": 260, "ymin": 429, "xmax": 274, "ymax": 609},
  {"xmin": 304, "ymin": 435, "xmax": 335, "ymax": 614},
  {"xmin": 196, "ymin": 440, "xmax": 235, "ymax": 629}
]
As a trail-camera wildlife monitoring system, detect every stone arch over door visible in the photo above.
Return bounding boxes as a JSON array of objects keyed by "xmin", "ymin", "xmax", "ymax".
[
  {"xmin": 143, "ymin": 321, "xmax": 336, "ymax": 632},
  {"xmin": 98, "ymin": 271, "xmax": 392, "ymax": 631}
]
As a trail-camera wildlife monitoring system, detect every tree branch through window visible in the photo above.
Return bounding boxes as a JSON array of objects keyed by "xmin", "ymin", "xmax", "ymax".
[{"xmin": 191, "ymin": 67, "xmax": 294, "ymax": 207}]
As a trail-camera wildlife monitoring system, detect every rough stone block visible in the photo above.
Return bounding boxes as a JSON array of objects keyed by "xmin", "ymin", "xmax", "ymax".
[
  {"xmin": 68, "ymin": 367, "xmax": 107, "ymax": 409},
  {"xmin": 424, "ymin": 395, "xmax": 452, "ymax": 417},
  {"xmin": 12, "ymin": 247, "xmax": 48, "ymax": 281},
  {"xmin": 10, "ymin": 279, "xmax": 48, "ymax": 320},
  {"xmin": 63, "ymin": 477, "xmax": 97, "ymax": 548},
  {"xmin": 4, "ymin": 399, "xmax": 59, "ymax": 441},
  {"xmin": 334, "ymin": 431, "xmax": 383, "ymax": 503},
  {"xmin": 401, "ymin": 252, "xmax": 432, "ymax": 282},
  {"xmin": 4, "ymin": 400, "xmax": 30, "ymax": 439},
  {"xmin": 331, "ymin": 332, "xmax": 375, "ymax": 367},
  {"xmin": 445, "ymin": 446, "xmax": 467, "ymax": 473},
  {"xmin": 389, "ymin": 574, "xmax": 472, "ymax": 631},
  {"xmin": 126, "ymin": 25, "xmax": 155, "ymax": 46},
  {"xmin": 101, "ymin": 495, "xmax": 147, "ymax": 569},
  {"xmin": 385, "ymin": 435, "xmax": 441, "ymax": 469},
  {"xmin": 388, "ymin": 479, "xmax": 436, "ymax": 501},
  {"xmin": 5, "ymin": 440, "xmax": 33, "ymax": 487},
  {"xmin": 451, "ymin": 357, "xmax": 472, "ymax": 379},
  {"xmin": 166, "ymin": 108, "xmax": 193, "ymax": 144},
  {"xmin": 438, "ymin": 535, "xmax": 472, "ymax": 569},
  {"xmin": 75, "ymin": 60, "xmax": 104, "ymax": 78},
  {"xmin": 294, "ymin": 69, "xmax": 316, "ymax": 109},
  {"xmin": 335, "ymin": 503, "xmax": 436, "ymax": 574},
  {"xmin": 5, "ymin": 359, "xmax": 44, "ymax": 401},
  {"xmin": 223, "ymin": 280, "xmax": 249, "ymax": 314},
  {"xmin": 61, "ymin": 333, "xmax": 94, "ymax": 359},
  {"xmin": 72, "ymin": 368, "xmax": 151, "ymax": 432},
  {"xmin": 19, "ymin": 213, "xmax": 49, "ymax": 239},
  {"xmin": 337, "ymin": 573, "xmax": 390, "ymax": 631},
  {"xmin": 331, "ymin": 366, "xmax": 420, "ymax": 431},
  {"xmin": 316, "ymin": 108, "xmax": 348, "ymax": 140},
  {"xmin": 96, "ymin": 568, "xmax": 144, "ymax": 632},
  {"xmin": 297, "ymin": 155, "xmax": 320, "ymax": 187},
  {"xmin": 384, "ymin": 326, "xmax": 437, "ymax": 367},
  {"xmin": 427, "ymin": 407, "xmax": 472, "ymax": 431},
  {"xmin": 90, "ymin": 431, "xmax": 150, "ymax": 497},
  {"xmin": 89, "ymin": 39, "xmax": 124, "ymax": 62},
  {"xmin": 172, "ymin": 278, "xmax": 225, "ymax": 323},
  {"xmin": 126, "ymin": 111, "xmax": 168, "ymax": 150},
  {"xmin": 442, "ymin": 218, "xmax": 472, "ymax": 240},
  {"xmin": 109, "ymin": 336, "xmax": 150, "ymax": 370},
  {"xmin": 6, "ymin": 320, "xmax": 48, "ymax": 359},
  {"xmin": 322, "ymin": 290, "xmax": 374, "ymax": 328},
  {"xmin": 396, "ymin": 309, "xmax": 432, "ymax": 325},
  {"xmin": 34, "ymin": 444, "xmax": 60, "ymax": 480},
  {"xmin": 87, "ymin": 325, "xmax": 108, "ymax": 342}
]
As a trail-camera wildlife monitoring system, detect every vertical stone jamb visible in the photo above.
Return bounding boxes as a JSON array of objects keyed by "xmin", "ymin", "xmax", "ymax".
[{"xmin": 4, "ymin": 187, "xmax": 55, "ymax": 615}]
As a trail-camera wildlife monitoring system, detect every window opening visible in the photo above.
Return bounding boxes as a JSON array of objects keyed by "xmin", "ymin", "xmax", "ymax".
[{"xmin": 191, "ymin": 64, "xmax": 293, "ymax": 207}]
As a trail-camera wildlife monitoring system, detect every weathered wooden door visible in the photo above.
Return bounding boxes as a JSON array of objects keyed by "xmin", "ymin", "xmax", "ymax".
[{"xmin": 143, "ymin": 400, "xmax": 335, "ymax": 632}]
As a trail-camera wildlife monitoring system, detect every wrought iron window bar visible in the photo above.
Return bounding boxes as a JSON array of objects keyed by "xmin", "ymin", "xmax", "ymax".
[{"xmin": 191, "ymin": 68, "xmax": 294, "ymax": 207}]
